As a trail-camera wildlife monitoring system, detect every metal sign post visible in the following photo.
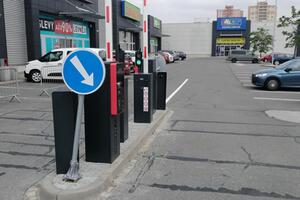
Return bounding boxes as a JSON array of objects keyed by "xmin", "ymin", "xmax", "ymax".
[
  {"xmin": 62, "ymin": 49, "xmax": 106, "ymax": 182},
  {"xmin": 142, "ymin": 0, "xmax": 149, "ymax": 73},
  {"xmin": 105, "ymin": 0, "xmax": 113, "ymax": 62}
]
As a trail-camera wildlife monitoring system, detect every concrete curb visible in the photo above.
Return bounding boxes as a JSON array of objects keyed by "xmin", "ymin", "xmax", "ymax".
[{"xmin": 24, "ymin": 109, "xmax": 172, "ymax": 200}]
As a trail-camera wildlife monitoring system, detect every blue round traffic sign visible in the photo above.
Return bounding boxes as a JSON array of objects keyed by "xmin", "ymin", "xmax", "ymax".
[{"xmin": 62, "ymin": 49, "xmax": 106, "ymax": 95}]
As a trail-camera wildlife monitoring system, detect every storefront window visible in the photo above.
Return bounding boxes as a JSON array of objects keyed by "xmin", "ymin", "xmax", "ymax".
[
  {"xmin": 150, "ymin": 37, "xmax": 159, "ymax": 53},
  {"xmin": 39, "ymin": 17, "xmax": 90, "ymax": 55},
  {"xmin": 119, "ymin": 31, "xmax": 135, "ymax": 50}
]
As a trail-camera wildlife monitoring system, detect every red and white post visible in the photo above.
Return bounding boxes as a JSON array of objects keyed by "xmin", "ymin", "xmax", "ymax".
[
  {"xmin": 142, "ymin": 0, "xmax": 149, "ymax": 73},
  {"xmin": 105, "ymin": 0, "xmax": 113, "ymax": 62}
]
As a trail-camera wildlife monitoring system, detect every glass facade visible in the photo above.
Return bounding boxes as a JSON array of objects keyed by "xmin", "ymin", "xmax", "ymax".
[{"xmin": 39, "ymin": 16, "xmax": 90, "ymax": 55}]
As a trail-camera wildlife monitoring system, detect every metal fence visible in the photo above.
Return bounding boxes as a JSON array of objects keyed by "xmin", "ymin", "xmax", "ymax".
[
  {"xmin": 40, "ymin": 65, "xmax": 67, "ymax": 97},
  {"xmin": 0, "ymin": 68, "xmax": 21, "ymax": 102}
]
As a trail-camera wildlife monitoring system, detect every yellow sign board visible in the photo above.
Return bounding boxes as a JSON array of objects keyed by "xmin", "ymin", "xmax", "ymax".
[{"xmin": 216, "ymin": 37, "xmax": 245, "ymax": 45}]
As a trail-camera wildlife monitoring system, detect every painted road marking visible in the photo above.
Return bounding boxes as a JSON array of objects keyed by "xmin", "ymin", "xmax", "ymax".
[
  {"xmin": 251, "ymin": 90, "xmax": 300, "ymax": 94},
  {"xmin": 166, "ymin": 79, "xmax": 189, "ymax": 103},
  {"xmin": 254, "ymin": 97, "xmax": 300, "ymax": 102}
]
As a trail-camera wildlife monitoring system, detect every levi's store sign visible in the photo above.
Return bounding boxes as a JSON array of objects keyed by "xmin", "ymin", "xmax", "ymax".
[{"xmin": 39, "ymin": 18, "xmax": 87, "ymax": 35}]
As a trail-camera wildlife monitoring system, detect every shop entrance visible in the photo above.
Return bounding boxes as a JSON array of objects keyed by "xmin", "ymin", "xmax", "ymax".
[
  {"xmin": 119, "ymin": 31, "xmax": 136, "ymax": 51},
  {"xmin": 216, "ymin": 45, "xmax": 243, "ymax": 57}
]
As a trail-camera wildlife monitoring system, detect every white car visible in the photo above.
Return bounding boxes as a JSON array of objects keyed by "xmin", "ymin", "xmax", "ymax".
[
  {"xmin": 24, "ymin": 48, "xmax": 106, "ymax": 83},
  {"xmin": 124, "ymin": 50, "xmax": 136, "ymax": 63},
  {"xmin": 164, "ymin": 52, "xmax": 174, "ymax": 63}
]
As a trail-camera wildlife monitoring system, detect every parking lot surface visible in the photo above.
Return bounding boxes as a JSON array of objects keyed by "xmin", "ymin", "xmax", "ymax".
[
  {"xmin": 102, "ymin": 58, "xmax": 300, "ymax": 200},
  {"xmin": 0, "ymin": 60, "xmax": 186, "ymax": 199},
  {"xmin": 1, "ymin": 58, "xmax": 300, "ymax": 199}
]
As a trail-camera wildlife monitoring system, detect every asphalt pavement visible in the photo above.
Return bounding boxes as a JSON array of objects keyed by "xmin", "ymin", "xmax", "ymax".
[
  {"xmin": 1, "ymin": 58, "xmax": 300, "ymax": 199},
  {"xmin": 0, "ymin": 61, "xmax": 185, "ymax": 200},
  {"xmin": 102, "ymin": 58, "xmax": 300, "ymax": 200}
]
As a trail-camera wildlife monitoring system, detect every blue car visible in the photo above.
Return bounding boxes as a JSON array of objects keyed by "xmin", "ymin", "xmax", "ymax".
[{"xmin": 252, "ymin": 59, "xmax": 300, "ymax": 90}]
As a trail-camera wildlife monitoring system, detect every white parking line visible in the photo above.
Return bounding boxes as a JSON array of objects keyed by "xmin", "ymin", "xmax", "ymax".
[
  {"xmin": 239, "ymin": 80, "xmax": 251, "ymax": 82},
  {"xmin": 237, "ymin": 76, "xmax": 251, "ymax": 79},
  {"xmin": 254, "ymin": 97, "xmax": 300, "ymax": 102},
  {"xmin": 251, "ymin": 90, "xmax": 300, "ymax": 94},
  {"xmin": 166, "ymin": 79, "xmax": 189, "ymax": 103},
  {"xmin": 243, "ymin": 83, "xmax": 254, "ymax": 87},
  {"xmin": 234, "ymin": 73, "xmax": 252, "ymax": 75}
]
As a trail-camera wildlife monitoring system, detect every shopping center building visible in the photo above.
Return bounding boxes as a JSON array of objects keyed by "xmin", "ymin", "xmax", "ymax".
[
  {"xmin": 162, "ymin": 18, "xmax": 296, "ymax": 57},
  {"xmin": 212, "ymin": 17, "xmax": 251, "ymax": 56},
  {"xmin": 0, "ymin": 0, "xmax": 162, "ymax": 66},
  {"xmin": 101, "ymin": 0, "xmax": 162, "ymax": 53},
  {"xmin": 1, "ymin": 0, "xmax": 102, "ymax": 66}
]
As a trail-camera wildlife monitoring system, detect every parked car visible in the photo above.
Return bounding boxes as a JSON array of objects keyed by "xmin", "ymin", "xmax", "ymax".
[
  {"xmin": 176, "ymin": 51, "xmax": 187, "ymax": 60},
  {"xmin": 158, "ymin": 51, "xmax": 174, "ymax": 63},
  {"xmin": 124, "ymin": 55, "xmax": 134, "ymax": 75},
  {"xmin": 260, "ymin": 54, "xmax": 272, "ymax": 63},
  {"xmin": 161, "ymin": 50, "xmax": 180, "ymax": 61},
  {"xmin": 273, "ymin": 53, "xmax": 294, "ymax": 65},
  {"xmin": 227, "ymin": 50, "xmax": 259, "ymax": 63},
  {"xmin": 252, "ymin": 58, "xmax": 300, "ymax": 90},
  {"xmin": 124, "ymin": 50, "xmax": 136, "ymax": 63},
  {"xmin": 24, "ymin": 48, "xmax": 106, "ymax": 83}
]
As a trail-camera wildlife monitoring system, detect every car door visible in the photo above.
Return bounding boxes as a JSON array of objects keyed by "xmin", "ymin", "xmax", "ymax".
[
  {"xmin": 42, "ymin": 51, "xmax": 64, "ymax": 79},
  {"xmin": 287, "ymin": 61, "xmax": 300, "ymax": 86},
  {"xmin": 245, "ymin": 51, "xmax": 252, "ymax": 61},
  {"xmin": 280, "ymin": 60, "xmax": 300, "ymax": 87},
  {"xmin": 240, "ymin": 51, "xmax": 247, "ymax": 61}
]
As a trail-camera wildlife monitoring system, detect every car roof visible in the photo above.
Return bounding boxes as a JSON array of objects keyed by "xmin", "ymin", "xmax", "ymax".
[{"xmin": 52, "ymin": 48, "xmax": 106, "ymax": 52}]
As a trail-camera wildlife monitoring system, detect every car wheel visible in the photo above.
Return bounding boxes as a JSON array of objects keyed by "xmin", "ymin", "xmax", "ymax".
[
  {"xmin": 274, "ymin": 61, "xmax": 280, "ymax": 65},
  {"xmin": 231, "ymin": 58, "xmax": 237, "ymax": 63},
  {"xmin": 265, "ymin": 78, "xmax": 280, "ymax": 91},
  {"xmin": 30, "ymin": 70, "xmax": 42, "ymax": 83},
  {"xmin": 252, "ymin": 59, "xmax": 259, "ymax": 63}
]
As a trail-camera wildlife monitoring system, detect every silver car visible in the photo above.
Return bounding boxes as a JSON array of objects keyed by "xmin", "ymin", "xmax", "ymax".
[{"xmin": 227, "ymin": 50, "xmax": 259, "ymax": 63}]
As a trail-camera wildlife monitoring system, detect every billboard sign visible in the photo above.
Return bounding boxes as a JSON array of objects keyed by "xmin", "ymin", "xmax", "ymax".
[
  {"xmin": 217, "ymin": 17, "xmax": 247, "ymax": 31},
  {"xmin": 39, "ymin": 18, "xmax": 88, "ymax": 35},
  {"xmin": 121, "ymin": 0, "xmax": 141, "ymax": 22},
  {"xmin": 153, "ymin": 17, "xmax": 161, "ymax": 30},
  {"xmin": 216, "ymin": 37, "xmax": 246, "ymax": 45}
]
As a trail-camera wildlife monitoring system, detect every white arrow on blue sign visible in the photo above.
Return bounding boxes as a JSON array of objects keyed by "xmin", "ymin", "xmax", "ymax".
[{"xmin": 62, "ymin": 49, "xmax": 106, "ymax": 95}]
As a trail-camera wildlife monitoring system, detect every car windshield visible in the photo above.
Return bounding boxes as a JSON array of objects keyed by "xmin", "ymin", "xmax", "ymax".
[{"xmin": 275, "ymin": 59, "xmax": 298, "ymax": 70}]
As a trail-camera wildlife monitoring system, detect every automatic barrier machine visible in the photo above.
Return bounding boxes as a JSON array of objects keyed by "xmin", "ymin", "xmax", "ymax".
[{"xmin": 84, "ymin": 62, "xmax": 125, "ymax": 163}]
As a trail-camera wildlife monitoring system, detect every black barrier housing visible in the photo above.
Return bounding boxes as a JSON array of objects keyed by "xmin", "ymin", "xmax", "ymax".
[
  {"xmin": 134, "ymin": 73, "xmax": 153, "ymax": 123},
  {"xmin": 156, "ymin": 72, "xmax": 167, "ymax": 110},
  {"xmin": 52, "ymin": 91, "xmax": 78, "ymax": 174},
  {"xmin": 84, "ymin": 63, "xmax": 125, "ymax": 163},
  {"xmin": 148, "ymin": 59, "xmax": 157, "ymax": 113},
  {"xmin": 120, "ymin": 77, "xmax": 128, "ymax": 142}
]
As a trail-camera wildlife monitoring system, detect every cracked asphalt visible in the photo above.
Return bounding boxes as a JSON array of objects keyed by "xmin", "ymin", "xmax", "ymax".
[
  {"xmin": 103, "ymin": 58, "xmax": 300, "ymax": 200},
  {"xmin": 0, "ymin": 78, "xmax": 136, "ymax": 200}
]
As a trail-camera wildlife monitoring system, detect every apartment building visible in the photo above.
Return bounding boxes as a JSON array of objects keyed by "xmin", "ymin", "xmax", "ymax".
[{"xmin": 248, "ymin": 0, "xmax": 277, "ymax": 22}]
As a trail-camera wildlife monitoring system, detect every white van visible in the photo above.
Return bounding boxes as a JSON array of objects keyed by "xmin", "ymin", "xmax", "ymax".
[
  {"xmin": 124, "ymin": 50, "xmax": 136, "ymax": 63},
  {"xmin": 24, "ymin": 48, "xmax": 106, "ymax": 83}
]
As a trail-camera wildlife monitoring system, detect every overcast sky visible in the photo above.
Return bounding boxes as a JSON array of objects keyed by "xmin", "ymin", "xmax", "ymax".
[{"xmin": 129, "ymin": 0, "xmax": 299, "ymax": 23}]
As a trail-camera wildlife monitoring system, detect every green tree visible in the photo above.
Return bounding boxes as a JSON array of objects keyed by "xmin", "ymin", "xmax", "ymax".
[
  {"xmin": 250, "ymin": 28, "xmax": 273, "ymax": 57},
  {"xmin": 277, "ymin": 6, "xmax": 300, "ymax": 53}
]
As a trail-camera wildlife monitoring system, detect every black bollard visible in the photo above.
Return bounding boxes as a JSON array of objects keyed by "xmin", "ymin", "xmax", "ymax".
[{"xmin": 52, "ymin": 91, "xmax": 78, "ymax": 174}]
